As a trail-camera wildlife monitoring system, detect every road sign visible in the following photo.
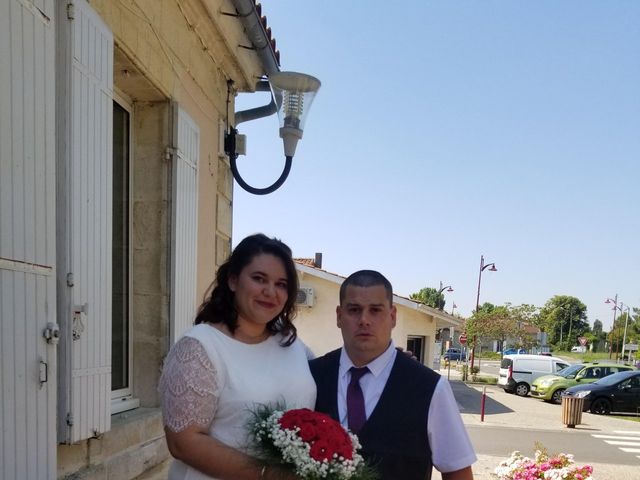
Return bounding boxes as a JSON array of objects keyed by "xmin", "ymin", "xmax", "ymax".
[
  {"xmin": 459, "ymin": 334, "xmax": 467, "ymax": 345},
  {"xmin": 578, "ymin": 336, "xmax": 588, "ymax": 346}
]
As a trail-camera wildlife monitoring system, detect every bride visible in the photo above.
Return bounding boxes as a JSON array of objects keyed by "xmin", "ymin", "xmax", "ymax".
[{"xmin": 159, "ymin": 234, "xmax": 316, "ymax": 479}]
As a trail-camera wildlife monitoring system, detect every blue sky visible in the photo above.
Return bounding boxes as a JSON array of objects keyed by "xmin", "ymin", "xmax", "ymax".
[{"xmin": 231, "ymin": 1, "xmax": 639, "ymax": 332}]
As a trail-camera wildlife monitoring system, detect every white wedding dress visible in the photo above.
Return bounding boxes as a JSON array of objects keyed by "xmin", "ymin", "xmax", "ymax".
[{"xmin": 159, "ymin": 323, "xmax": 317, "ymax": 480}]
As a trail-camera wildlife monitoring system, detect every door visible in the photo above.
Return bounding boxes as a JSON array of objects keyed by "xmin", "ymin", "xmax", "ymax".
[{"xmin": 0, "ymin": 0, "xmax": 57, "ymax": 478}]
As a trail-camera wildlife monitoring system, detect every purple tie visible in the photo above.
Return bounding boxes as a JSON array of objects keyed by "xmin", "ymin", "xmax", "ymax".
[{"xmin": 347, "ymin": 367, "xmax": 369, "ymax": 434}]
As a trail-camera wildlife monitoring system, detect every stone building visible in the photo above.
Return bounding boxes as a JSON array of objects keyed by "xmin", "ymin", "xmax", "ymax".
[{"xmin": 0, "ymin": 1, "xmax": 303, "ymax": 478}]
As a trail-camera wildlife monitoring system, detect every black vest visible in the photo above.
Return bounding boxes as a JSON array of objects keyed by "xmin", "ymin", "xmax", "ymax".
[{"xmin": 309, "ymin": 349, "xmax": 440, "ymax": 480}]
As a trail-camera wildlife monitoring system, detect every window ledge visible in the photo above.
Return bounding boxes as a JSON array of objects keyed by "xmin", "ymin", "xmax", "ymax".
[{"xmin": 111, "ymin": 396, "xmax": 140, "ymax": 415}]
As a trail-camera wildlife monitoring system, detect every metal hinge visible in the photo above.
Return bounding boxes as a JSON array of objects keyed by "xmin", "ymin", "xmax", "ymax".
[
  {"xmin": 165, "ymin": 146, "xmax": 177, "ymax": 160},
  {"xmin": 66, "ymin": 413, "xmax": 74, "ymax": 427},
  {"xmin": 66, "ymin": 272, "xmax": 74, "ymax": 287},
  {"xmin": 66, "ymin": 2, "xmax": 75, "ymax": 20}
]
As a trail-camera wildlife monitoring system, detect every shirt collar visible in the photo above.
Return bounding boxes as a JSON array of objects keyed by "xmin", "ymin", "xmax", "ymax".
[{"xmin": 339, "ymin": 340, "xmax": 397, "ymax": 379}]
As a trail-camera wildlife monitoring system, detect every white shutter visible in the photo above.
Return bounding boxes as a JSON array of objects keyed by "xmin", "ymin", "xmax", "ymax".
[
  {"xmin": 170, "ymin": 106, "xmax": 200, "ymax": 344},
  {"xmin": 0, "ymin": 0, "xmax": 57, "ymax": 478},
  {"xmin": 56, "ymin": 0, "xmax": 114, "ymax": 443}
]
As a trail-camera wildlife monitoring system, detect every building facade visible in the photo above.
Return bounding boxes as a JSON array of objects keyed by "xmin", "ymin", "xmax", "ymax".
[
  {"xmin": 0, "ymin": 1, "xmax": 285, "ymax": 478},
  {"xmin": 294, "ymin": 260, "xmax": 465, "ymax": 369}
]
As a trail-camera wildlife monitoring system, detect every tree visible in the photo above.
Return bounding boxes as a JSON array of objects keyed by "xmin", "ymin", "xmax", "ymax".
[
  {"xmin": 465, "ymin": 303, "xmax": 539, "ymax": 354},
  {"xmin": 477, "ymin": 302, "xmax": 497, "ymax": 315},
  {"xmin": 611, "ymin": 308, "xmax": 640, "ymax": 358},
  {"xmin": 410, "ymin": 287, "xmax": 445, "ymax": 310},
  {"xmin": 537, "ymin": 296, "xmax": 589, "ymax": 351},
  {"xmin": 592, "ymin": 319, "xmax": 603, "ymax": 335},
  {"xmin": 589, "ymin": 319, "xmax": 606, "ymax": 352}
]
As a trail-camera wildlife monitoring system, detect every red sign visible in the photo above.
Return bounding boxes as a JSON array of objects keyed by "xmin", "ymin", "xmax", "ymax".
[
  {"xmin": 459, "ymin": 334, "xmax": 467, "ymax": 345},
  {"xmin": 578, "ymin": 336, "xmax": 588, "ymax": 346}
]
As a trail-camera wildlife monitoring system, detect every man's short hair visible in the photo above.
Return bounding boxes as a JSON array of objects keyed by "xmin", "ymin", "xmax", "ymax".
[{"xmin": 339, "ymin": 270, "xmax": 393, "ymax": 305}]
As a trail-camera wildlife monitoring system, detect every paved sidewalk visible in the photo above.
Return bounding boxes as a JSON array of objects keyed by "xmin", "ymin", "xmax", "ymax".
[{"xmin": 435, "ymin": 367, "xmax": 640, "ymax": 479}]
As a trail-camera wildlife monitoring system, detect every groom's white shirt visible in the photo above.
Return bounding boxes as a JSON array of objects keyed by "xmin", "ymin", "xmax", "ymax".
[{"xmin": 336, "ymin": 341, "xmax": 477, "ymax": 473}]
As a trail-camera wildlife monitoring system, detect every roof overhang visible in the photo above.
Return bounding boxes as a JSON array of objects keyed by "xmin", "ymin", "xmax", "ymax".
[{"xmin": 295, "ymin": 263, "xmax": 465, "ymax": 330}]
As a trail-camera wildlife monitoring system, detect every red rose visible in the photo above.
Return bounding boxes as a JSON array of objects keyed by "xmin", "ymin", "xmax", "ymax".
[
  {"xmin": 297, "ymin": 422, "xmax": 318, "ymax": 442},
  {"xmin": 310, "ymin": 438, "xmax": 337, "ymax": 462},
  {"xmin": 279, "ymin": 408, "xmax": 311, "ymax": 430}
]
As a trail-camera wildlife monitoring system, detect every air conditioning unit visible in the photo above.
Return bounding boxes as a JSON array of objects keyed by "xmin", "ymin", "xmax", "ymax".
[{"xmin": 296, "ymin": 287, "xmax": 315, "ymax": 307}]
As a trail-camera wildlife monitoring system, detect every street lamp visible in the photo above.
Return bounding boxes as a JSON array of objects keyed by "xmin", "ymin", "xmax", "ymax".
[
  {"xmin": 621, "ymin": 305, "xmax": 632, "ymax": 361},
  {"xmin": 605, "ymin": 295, "xmax": 622, "ymax": 360},
  {"xmin": 470, "ymin": 255, "xmax": 497, "ymax": 370},
  {"xmin": 225, "ymin": 71, "xmax": 321, "ymax": 195},
  {"xmin": 451, "ymin": 302, "xmax": 458, "ymax": 316},
  {"xmin": 437, "ymin": 281, "xmax": 454, "ymax": 310}
]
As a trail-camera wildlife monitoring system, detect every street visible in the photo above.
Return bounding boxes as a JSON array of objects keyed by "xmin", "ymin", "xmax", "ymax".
[
  {"xmin": 467, "ymin": 424, "xmax": 640, "ymax": 466},
  {"xmin": 438, "ymin": 377, "xmax": 640, "ymax": 479}
]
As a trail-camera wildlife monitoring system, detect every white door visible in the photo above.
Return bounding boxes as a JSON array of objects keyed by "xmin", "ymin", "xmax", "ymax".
[
  {"xmin": 0, "ymin": 0, "xmax": 57, "ymax": 478},
  {"xmin": 56, "ymin": 0, "xmax": 114, "ymax": 443},
  {"xmin": 170, "ymin": 106, "xmax": 200, "ymax": 344}
]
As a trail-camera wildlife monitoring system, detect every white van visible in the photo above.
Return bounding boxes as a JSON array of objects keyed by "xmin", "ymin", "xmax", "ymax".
[{"xmin": 498, "ymin": 354, "xmax": 570, "ymax": 396}]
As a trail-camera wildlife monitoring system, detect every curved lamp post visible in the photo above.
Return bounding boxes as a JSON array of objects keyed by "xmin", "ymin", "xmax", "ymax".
[
  {"xmin": 437, "ymin": 281, "xmax": 454, "ymax": 311},
  {"xmin": 470, "ymin": 255, "xmax": 497, "ymax": 370}
]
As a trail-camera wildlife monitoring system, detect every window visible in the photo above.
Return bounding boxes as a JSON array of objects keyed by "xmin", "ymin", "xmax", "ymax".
[
  {"xmin": 407, "ymin": 336, "xmax": 425, "ymax": 363},
  {"xmin": 554, "ymin": 362, "xmax": 569, "ymax": 372},
  {"xmin": 111, "ymin": 95, "xmax": 139, "ymax": 413}
]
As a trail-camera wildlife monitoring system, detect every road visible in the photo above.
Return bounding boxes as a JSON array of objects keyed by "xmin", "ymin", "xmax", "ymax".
[
  {"xmin": 466, "ymin": 424, "xmax": 640, "ymax": 466},
  {"xmin": 438, "ymin": 377, "xmax": 640, "ymax": 479}
]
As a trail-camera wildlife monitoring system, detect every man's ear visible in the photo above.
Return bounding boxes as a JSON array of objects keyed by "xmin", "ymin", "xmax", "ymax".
[
  {"xmin": 390, "ymin": 305, "xmax": 397, "ymax": 328},
  {"xmin": 228, "ymin": 275, "xmax": 237, "ymax": 292},
  {"xmin": 336, "ymin": 305, "xmax": 342, "ymax": 328}
]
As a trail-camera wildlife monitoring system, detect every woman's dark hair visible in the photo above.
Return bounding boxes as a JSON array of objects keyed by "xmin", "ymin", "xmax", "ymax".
[{"xmin": 194, "ymin": 233, "xmax": 299, "ymax": 346}]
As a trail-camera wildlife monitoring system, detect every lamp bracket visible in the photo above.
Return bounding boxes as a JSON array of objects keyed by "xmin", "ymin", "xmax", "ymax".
[{"xmin": 224, "ymin": 126, "xmax": 293, "ymax": 195}]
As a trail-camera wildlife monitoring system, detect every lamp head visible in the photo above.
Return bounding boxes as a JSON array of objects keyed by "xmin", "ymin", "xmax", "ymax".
[
  {"xmin": 269, "ymin": 71, "xmax": 321, "ymax": 157},
  {"xmin": 488, "ymin": 264, "xmax": 497, "ymax": 272},
  {"xmin": 446, "ymin": 286, "xmax": 454, "ymax": 292}
]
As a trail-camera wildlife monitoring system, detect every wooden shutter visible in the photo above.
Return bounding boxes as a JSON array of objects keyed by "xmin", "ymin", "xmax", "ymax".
[
  {"xmin": 170, "ymin": 106, "xmax": 200, "ymax": 344},
  {"xmin": 56, "ymin": 0, "xmax": 114, "ymax": 443},
  {"xmin": 0, "ymin": 0, "xmax": 57, "ymax": 478}
]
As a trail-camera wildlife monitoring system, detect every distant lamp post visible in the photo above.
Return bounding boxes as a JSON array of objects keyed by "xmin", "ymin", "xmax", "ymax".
[
  {"xmin": 451, "ymin": 302, "xmax": 458, "ymax": 316},
  {"xmin": 605, "ymin": 295, "xmax": 622, "ymax": 360},
  {"xmin": 621, "ymin": 305, "xmax": 632, "ymax": 361},
  {"xmin": 470, "ymin": 255, "xmax": 497, "ymax": 370},
  {"xmin": 437, "ymin": 281, "xmax": 454, "ymax": 310}
]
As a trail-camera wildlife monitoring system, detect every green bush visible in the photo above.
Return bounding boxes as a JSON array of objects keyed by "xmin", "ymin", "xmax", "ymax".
[
  {"xmin": 471, "ymin": 375, "xmax": 497, "ymax": 384},
  {"xmin": 478, "ymin": 351, "xmax": 501, "ymax": 360}
]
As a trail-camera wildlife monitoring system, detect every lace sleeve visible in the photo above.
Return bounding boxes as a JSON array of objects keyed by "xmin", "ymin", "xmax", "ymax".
[{"xmin": 159, "ymin": 336, "xmax": 220, "ymax": 433}]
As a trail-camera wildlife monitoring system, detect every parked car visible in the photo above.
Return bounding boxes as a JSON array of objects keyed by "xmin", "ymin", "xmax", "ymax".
[
  {"xmin": 564, "ymin": 370, "xmax": 640, "ymax": 415},
  {"xmin": 443, "ymin": 348, "xmax": 466, "ymax": 361},
  {"xmin": 498, "ymin": 354, "xmax": 570, "ymax": 397},
  {"xmin": 531, "ymin": 362, "xmax": 636, "ymax": 404},
  {"xmin": 503, "ymin": 348, "xmax": 526, "ymax": 355},
  {"xmin": 571, "ymin": 346, "xmax": 587, "ymax": 353}
]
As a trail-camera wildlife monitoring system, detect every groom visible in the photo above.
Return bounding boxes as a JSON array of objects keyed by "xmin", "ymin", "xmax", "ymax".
[{"xmin": 309, "ymin": 270, "xmax": 476, "ymax": 480}]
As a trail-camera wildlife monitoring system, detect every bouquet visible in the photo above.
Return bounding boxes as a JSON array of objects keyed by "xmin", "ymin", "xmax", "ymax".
[
  {"xmin": 493, "ymin": 444, "xmax": 593, "ymax": 480},
  {"xmin": 248, "ymin": 406, "xmax": 378, "ymax": 480}
]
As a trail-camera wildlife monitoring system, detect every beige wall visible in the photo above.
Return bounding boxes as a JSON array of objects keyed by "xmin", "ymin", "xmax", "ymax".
[
  {"xmin": 294, "ymin": 271, "xmax": 438, "ymax": 369},
  {"xmin": 93, "ymin": 0, "xmax": 248, "ymax": 299},
  {"xmin": 57, "ymin": 1, "xmax": 265, "ymax": 478}
]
